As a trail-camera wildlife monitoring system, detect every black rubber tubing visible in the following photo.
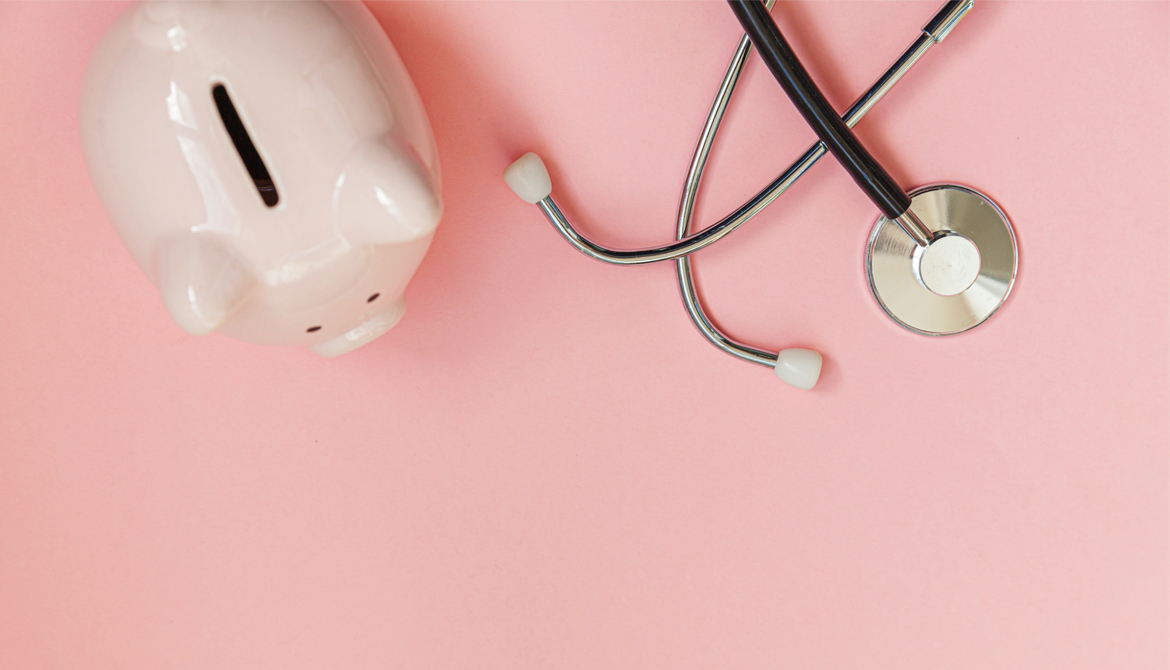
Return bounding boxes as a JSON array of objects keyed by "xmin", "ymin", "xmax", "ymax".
[{"xmin": 728, "ymin": 0, "xmax": 911, "ymax": 219}]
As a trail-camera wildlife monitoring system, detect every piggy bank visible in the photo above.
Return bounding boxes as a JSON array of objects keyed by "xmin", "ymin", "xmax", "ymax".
[{"xmin": 79, "ymin": 0, "xmax": 442, "ymax": 356}]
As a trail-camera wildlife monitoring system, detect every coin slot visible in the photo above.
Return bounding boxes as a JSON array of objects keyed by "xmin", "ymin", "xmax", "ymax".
[{"xmin": 212, "ymin": 84, "xmax": 279, "ymax": 207}]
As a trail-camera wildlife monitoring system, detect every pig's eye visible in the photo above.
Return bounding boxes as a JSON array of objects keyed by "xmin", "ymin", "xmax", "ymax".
[
  {"xmin": 212, "ymin": 83, "xmax": 279, "ymax": 208},
  {"xmin": 367, "ymin": 293, "xmax": 380, "ymax": 303},
  {"xmin": 306, "ymin": 326, "xmax": 322, "ymax": 333}
]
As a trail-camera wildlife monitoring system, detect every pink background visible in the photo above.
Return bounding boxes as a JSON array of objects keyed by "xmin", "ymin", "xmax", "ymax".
[{"xmin": 1, "ymin": 1, "xmax": 1167, "ymax": 668}]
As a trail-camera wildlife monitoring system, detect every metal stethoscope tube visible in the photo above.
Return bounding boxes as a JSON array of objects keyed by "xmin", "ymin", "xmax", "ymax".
[
  {"xmin": 523, "ymin": 0, "xmax": 972, "ymax": 265},
  {"xmin": 676, "ymin": 0, "xmax": 972, "ymax": 367}
]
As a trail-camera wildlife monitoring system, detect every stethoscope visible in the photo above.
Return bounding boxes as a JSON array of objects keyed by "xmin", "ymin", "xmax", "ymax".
[{"xmin": 503, "ymin": 0, "xmax": 1016, "ymax": 390}]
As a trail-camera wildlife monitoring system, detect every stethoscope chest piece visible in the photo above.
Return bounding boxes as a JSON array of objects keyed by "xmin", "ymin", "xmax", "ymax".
[{"xmin": 866, "ymin": 184, "xmax": 1016, "ymax": 336}]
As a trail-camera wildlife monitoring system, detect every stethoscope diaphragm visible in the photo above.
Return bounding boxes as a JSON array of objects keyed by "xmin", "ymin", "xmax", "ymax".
[{"xmin": 865, "ymin": 184, "xmax": 1017, "ymax": 336}]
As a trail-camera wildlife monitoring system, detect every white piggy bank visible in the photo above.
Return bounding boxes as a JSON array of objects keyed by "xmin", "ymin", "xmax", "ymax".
[{"xmin": 80, "ymin": 0, "xmax": 442, "ymax": 356}]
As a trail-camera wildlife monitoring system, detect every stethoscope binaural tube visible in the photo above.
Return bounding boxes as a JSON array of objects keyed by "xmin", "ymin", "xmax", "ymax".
[
  {"xmin": 672, "ymin": 0, "xmax": 979, "ymax": 384},
  {"xmin": 680, "ymin": 0, "xmax": 1013, "ymax": 381},
  {"xmin": 503, "ymin": 0, "xmax": 972, "ymax": 265},
  {"xmin": 724, "ymin": 0, "xmax": 1016, "ymax": 335},
  {"xmin": 727, "ymin": 0, "xmax": 933, "ymax": 247}
]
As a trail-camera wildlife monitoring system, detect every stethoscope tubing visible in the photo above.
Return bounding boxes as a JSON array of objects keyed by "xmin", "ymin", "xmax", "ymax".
[
  {"xmin": 728, "ymin": 0, "xmax": 913, "ymax": 221},
  {"xmin": 675, "ymin": 0, "xmax": 973, "ymax": 367},
  {"xmin": 533, "ymin": 0, "xmax": 971, "ymax": 266}
]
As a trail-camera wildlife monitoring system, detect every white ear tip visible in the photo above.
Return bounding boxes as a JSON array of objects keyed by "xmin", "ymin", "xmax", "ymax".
[
  {"xmin": 774, "ymin": 348, "xmax": 822, "ymax": 390},
  {"xmin": 503, "ymin": 152, "xmax": 552, "ymax": 204}
]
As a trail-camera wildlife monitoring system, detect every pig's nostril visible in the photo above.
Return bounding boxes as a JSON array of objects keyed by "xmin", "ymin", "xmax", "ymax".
[
  {"xmin": 367, "ymin": 293, "xmax": 380, "ymax": 303},
  {"xmin": 306, "ymin": 326, "xmax": 322, "ymax": 333}
]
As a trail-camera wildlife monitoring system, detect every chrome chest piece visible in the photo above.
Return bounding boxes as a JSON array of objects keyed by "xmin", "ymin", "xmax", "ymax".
[{"xmin": 865, "ymin": 185, "xmax": 1016, "ymax": 335}]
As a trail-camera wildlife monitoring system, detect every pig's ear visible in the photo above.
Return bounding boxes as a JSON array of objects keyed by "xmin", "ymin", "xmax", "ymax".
[
  {"xmin": 154, "ymin": 235, "xmax": 255, "ymax": 336},
  {"xmin": 336, "ymin": 136, "xmax": 442, "ymax": 247}
]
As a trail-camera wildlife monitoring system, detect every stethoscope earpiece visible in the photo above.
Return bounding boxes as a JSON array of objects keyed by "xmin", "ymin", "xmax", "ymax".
[
  {"xmin": 503, "ymin": 152, "xmax": 552, "ymax": 205},
  {"xmin": 774, "ymin": 348, "xmax": 823, "ymax": 390}
]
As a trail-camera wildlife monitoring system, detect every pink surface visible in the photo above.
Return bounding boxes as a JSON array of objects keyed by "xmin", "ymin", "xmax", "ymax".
[{"xmin": 0, "ymin": 2, "xmax": 1166, "ymax": 668}]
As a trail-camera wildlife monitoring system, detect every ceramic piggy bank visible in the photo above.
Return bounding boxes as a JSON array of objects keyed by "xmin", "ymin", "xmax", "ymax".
[{"xmin": 79, "ymin": 1, "xmax": 441, "ymax": 356}]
